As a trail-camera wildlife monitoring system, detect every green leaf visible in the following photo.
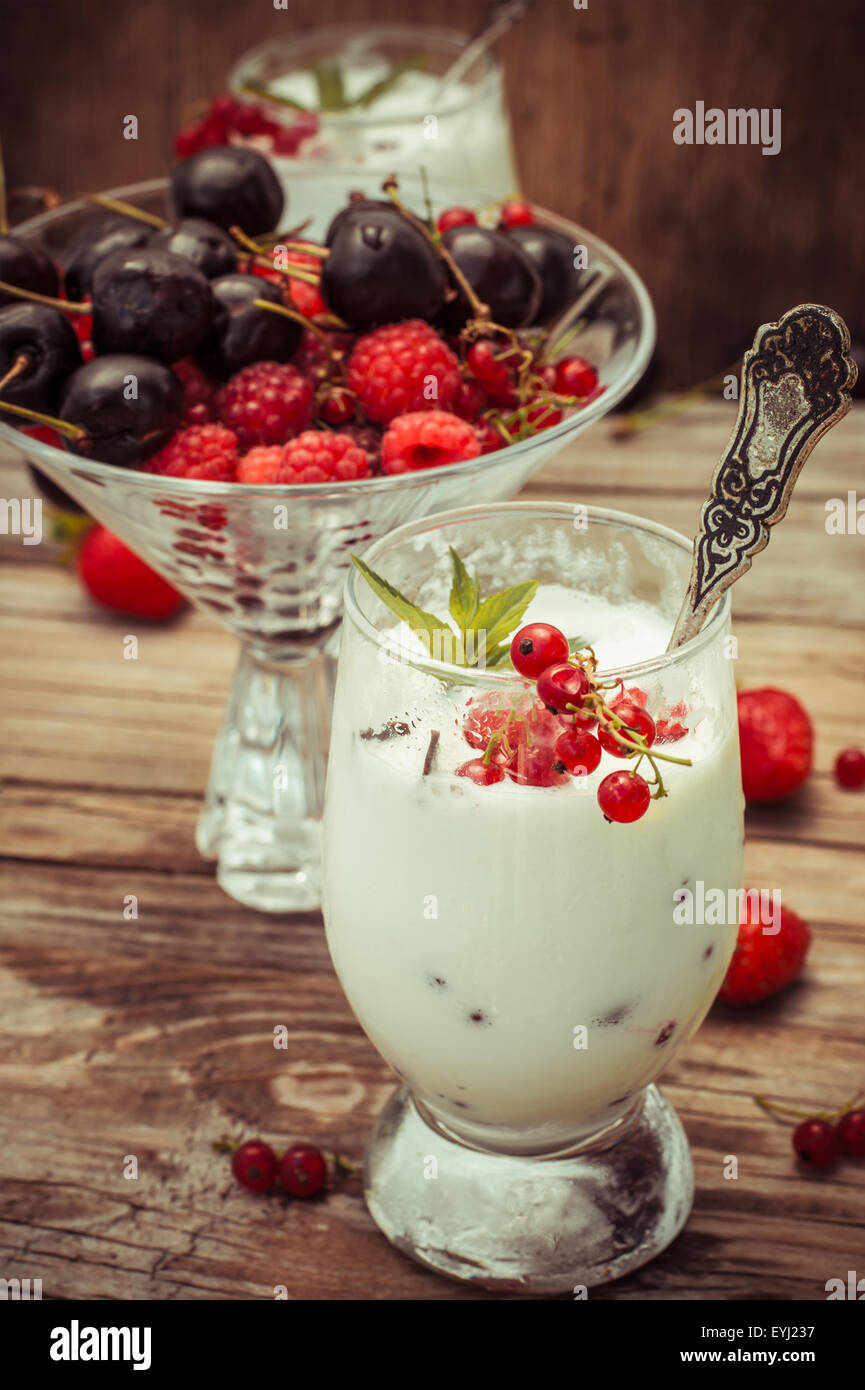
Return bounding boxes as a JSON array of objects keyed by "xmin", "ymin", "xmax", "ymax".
[
  {"xmin": 448, "ymin": 546, "xmax": 479, "ymax": 633},
  {"xmin": 468, "ymin": 580, "xmax": 538, "ymax": 653},
  {"xmin": 314, "ymin": 60, "xmax": 347, "ymax": 111},
  {"xmin": 350, "ymin": 555, "xmax": 463, "ymax": 662},
  {"xmin": 351, "ymin": 54, "xmax": 428, "ymax": 110},
  {"xmin": 237, "ymin": 81, "xmax": 310, "ymax": 113},
  {"xmin": 567, "ymin": 635, "xmax": 587, "ymax": 654}
]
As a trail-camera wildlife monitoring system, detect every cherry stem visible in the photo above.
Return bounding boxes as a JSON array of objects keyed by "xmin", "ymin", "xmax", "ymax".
[
  {"xmin": 754, "ymin": 1091, "xmax": 864, "ymax": 1125},
  {"xmin": 252, "ymin": 298, "xmax": 337, "ymax": 365},
  {"xmin": 229, "ymin": 224, "xmax": 328, "ymax": 266},
  {"xmin": 78, "ymin": 192, "xmax": 168, "ymax": 229},
  {"xmin": 0, "ymin": 397, "xmax": 86, "ymax": 440},
  {"xmin": 0, "ymin": 352, "xmax": 30, "ymax": 394},
  {"xmin": 381, "ymin": 174, "xmax": 493, "ymax": 324},
  {"xmin": 0, "ymin": 279, "xmax": 90, "ymax": 314},
  {"xmin": 231, "ymin": 226, "xmax": 322, "ymax": 286}
]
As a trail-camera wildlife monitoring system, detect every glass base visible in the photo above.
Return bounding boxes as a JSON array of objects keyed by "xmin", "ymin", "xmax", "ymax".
[
  {"xmin": 196, "ymin": 642, "xmax": 329, "ymax": 912},
  {"xmin": 364, "ymin": 1084, "xmax": 693, "ymax": 1294}
]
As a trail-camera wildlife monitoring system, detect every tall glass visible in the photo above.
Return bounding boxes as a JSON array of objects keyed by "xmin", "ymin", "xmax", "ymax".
[
  {"xmin": 229, "ymin": 24, "xmax": 519, "ymax": 192},
  {"xmin": 322, "ymin": 502, "xmax": 744, "ymax": 1292}
]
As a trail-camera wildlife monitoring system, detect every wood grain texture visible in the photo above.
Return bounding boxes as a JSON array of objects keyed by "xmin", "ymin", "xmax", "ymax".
[
  {"xmin": 1, "ymin": 403, "xmax": 864, "ymax": 1300},
  {"xmin": 0, "ymin": 0, "xmax": 863, "ymax": 385}
]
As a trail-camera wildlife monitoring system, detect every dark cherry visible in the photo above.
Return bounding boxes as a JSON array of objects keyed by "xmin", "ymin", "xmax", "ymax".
[
  {"xmin": 170, "ymin": 146, "xmax": 284, "ymax": 236},
  {"xmin": 63, "ymin": 216, "xmax": 151, "ymax": 302},
  {"xmin": 59, "ymin": 354, "xmax": 184, "ymax": 466},
  {"xmin": 324, "ymin": 198, "xmax": 395, "ymax": 247},
  {"xmin": 322, "ymin": 206, "xmax": 447, "ymax": 329},
  {"xmin": 91, "ymin": 247, "xmax": 214, "ymax": 362},
  {"xmin": 202, "ymin": 273, "xmax": 302, "ymax": 377},
  {"xmin": 504, "ymin": 223, "xmax": 585, "ymax": 323},
  {"xmin": 0, "ymin": 235, "xmax": 60, "ymax": 308},
  {"xmin": 438, "ymin": 225, "xmax": 542, "ymax": 330},
  {"xmin": 0, "ymin": 303, "xmax": 83, "ymax": 411},
  {"xmin": 147, "ymin": 217, "xmax": 238, "ymax": 279}
]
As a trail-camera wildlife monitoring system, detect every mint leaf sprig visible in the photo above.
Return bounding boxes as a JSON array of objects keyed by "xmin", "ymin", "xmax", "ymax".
[{"xmin": 351, "ymin": 547, "xmax": 538, "ymax": 670}]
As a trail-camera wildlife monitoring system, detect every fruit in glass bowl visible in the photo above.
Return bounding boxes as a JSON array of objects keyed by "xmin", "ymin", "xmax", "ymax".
[{"xmin": 0, "ymin": 164, "xmax": 654, "ymax": 912}]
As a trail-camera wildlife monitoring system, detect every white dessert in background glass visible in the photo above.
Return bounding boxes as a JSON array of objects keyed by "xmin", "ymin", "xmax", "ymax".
[
  {"xmin": 230, "ymin": 25, "xmax": 519, "ymax": 193},
  {"xmin": 322, "ymin": 502, "xmax": 744, "ymax": 1291}
]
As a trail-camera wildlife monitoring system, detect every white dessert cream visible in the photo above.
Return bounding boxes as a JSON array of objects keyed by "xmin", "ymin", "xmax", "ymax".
[{"xmin": 323, "ymin": 584, "xmax": 744, "ymax": 1155}]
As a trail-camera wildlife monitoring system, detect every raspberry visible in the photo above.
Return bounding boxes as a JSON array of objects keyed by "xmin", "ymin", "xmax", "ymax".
[
  {"xmin": 347, "ymin": 320, "xmax": 460, "ymax": 424},
  {"xmin": 380, "ymin": 410, "xmax": 481, "ymax": 474},
  {"xmin": 144, "ymin": 424, "xmax": 238, "ymax": 481},
  {"xmin": 737, "ymin": 688, "xmax": 813, "ymax": 802},
  {"xmin": 236, "ymin": 446, "xmax": 286, "ymax": 484},
  {"xmin": 280, "ymin": 431, "xmax": 371, "ymax": 484},
  {"xmin": 216, "ymin": 360, "xmax": 314, "ymax": 449},
  {"xmin": 173, "ymin": 356, "xmax": 217, "ymax": 426},
  {"xmin": 236, "ymin": 432, "xmax": 371, "ymax": 485}
]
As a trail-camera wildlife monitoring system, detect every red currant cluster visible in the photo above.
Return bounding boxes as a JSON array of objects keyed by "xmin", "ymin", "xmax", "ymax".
[
  {"xmin": 227, "ymin": 1137, "xmax": 331, "ymax": 1196},
  {"xmin": 757, "ymin": 1095, "xmax": 865, "ymax": 1173},
  {"xmin": 456, "ymin": 621, "xmax": 691, "ymax": 823},
  {"xmin": 175, "ymin": 94, "xmax": 318, "ymax": 159}
]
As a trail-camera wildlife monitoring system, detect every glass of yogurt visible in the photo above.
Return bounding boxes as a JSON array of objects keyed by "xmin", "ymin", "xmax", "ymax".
[
  {"xmin": 228, "ymin": 24, "xmax": 519, "ymax": 193},
  {"xmin": 322, "ymin": 501, "xmax": 744, "ymax": 1292}
]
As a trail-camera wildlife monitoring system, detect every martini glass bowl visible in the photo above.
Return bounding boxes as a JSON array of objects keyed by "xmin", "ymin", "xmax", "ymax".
[{"xmin": 0, "ymin": 170, "xmax": 654, "ymax": 911}]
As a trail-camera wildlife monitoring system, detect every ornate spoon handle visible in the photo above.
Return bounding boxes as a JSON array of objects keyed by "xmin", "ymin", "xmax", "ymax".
[{"xmin": 668, "ymin": 303, "xmax": 857, "ymax": 650}]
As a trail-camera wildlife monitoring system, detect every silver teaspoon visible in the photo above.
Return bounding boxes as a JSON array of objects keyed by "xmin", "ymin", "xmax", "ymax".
[{"xmin": 667, "ymin": 303, "xmax": 857, "ymax": 650}]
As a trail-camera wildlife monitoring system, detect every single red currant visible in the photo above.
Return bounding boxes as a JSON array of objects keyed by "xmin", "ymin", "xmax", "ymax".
[
  {"xmin": 510, "ymin": 622, "xmax": 570, "ymax": 679},
  {"xmin": 554, "ymin": 355, "xmax": 599, "ymax": 399},
  {"xmin": 231, "ymin": 1139, "xmax": 278, "ymax": 1192},
  {"xmin": 835, "ymin": 747, "xmax": 865, "ymax": 790},
  {"xmin": 466, "ymin": 339, "xmax": 510, "ymax": 389},
  {"xmin": 554, "ymin": 728, "xmax": 602, "ymax": 776},
  {"xmin": 836, "ymin": 1109, "xmax": 865, "ymax": 1157},
  {"xmin": 279, "ymin": 1143, "xmax": 328, "ymax": 1197},
  {"xmin": 456, "ymin": 757, "xmax": 506, "ymax": 786},
  {"xmin": 452, "ymin": 380, "xmax": 487, "ymax": 421},
  {"xmin": 598, "ymin": 702, "xmax": 656, "ymax": 757},
  {"xmin": 536, "ymin": 661, "xmax": 591, "ymax": 716},
  {"xmin": 318, "ymin": 386, "xmax": 356, "ymax": 425},
  {"xmin": 597, "ymin": 770, "xmax": 651, "ymax": 823},
  {"xmin": 436, "ymin": 206, "xmax": 477, "ymax": 233},
  {"xmin": 792, "ymin": 1118, "xmax": 837, "ymax": 1170},
  {"xmin": 498, "ymin": 197, "xmax": 534, "ymax": 228},
  {"xmin": 505, "ymin": 743, "xmax": 569, "ymax": 787}
]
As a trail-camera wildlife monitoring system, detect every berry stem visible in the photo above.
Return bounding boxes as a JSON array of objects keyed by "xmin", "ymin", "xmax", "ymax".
[
  {"xmin": 78, "ymin": 192, "xmax": 168, "ymax": 229},
  {"xmin": 0, "ymin": 352, "xmax": 31, "ymax": 394},
  {"xmin": 229, "ymin": 224, "xmax": 323, "ymax": 283},
  {"xmin": 0, "ymin": 398, "xmax": 86, "ymax": 440},
  {"xmin": 381, "ymin": 173, "xmax": 493, "ymax": 324},
  {"xmin": 0, "ymin": 279, "xmax": 90, "ymax": 314}
]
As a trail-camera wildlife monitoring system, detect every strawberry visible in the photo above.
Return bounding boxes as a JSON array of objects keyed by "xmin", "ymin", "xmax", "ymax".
[
  {"xmin": 718, "ymin": 896, "xmax": 811, "ymax": 1005},
  {"xmin": 77, "ymin": 525, "xmax": 185, "ymax": 620},
  {"xmin": 737, "ymin": 687, "xmax": 813, "ymax": 802}
]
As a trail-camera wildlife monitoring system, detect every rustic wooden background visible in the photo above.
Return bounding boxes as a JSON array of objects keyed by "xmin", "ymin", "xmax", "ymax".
[
  {"xmin": 1, "ymin": 401, "xmax": 864, "ymax": 1300},
  {"xmin": 1, "ymin": 0, "xmax": 863, "ymax": 386}
]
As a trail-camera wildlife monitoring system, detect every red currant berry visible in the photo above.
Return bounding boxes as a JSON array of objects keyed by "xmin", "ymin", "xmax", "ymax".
[
  {"xmin": 279, "ymin": 1142, "xmax": 327, "ymax": 1197},
  {"xmin": 598, "ymin": 702, "xmax": 656, "ymax": 757},
  {"xmin": 835, "ymin": 747, "xmax": 865, "ymax": 790},
  {"xmin": 231, "ymin": 1139, "xmax": 278, "ymax": 1192},
  {"xmin": 554, "ymin": 728, "xmax": 602, "ymax": 776},
  {"xmin": 505, "ymin": 744, "xmax": 569, "ymax": 788},
  {"xmin": 554, "ymin": 355, "xmax": 599, "ymax": 399},
  {"xmin": 792, "ymin": 1118, "xmax": 837, "ymax": 1170},
  {"xmin": 436, "ymin": 206, "xmax": 477, "ymax": 233},
  {"xmin": 466, "ymin": 339, "xmax": 510, "ymax": 389},
  {"xmin": 836, "ymin": 1109, "xmax": 865, "ymax": 1157},
  {"xmin": 597, "ymin": 770, "xmax": 651, "ymax": 823},
  {"xmin": 510, "ymin": 622, "xmax": 570, "ymax": 679},
  {"xmin": 498, "ymin": 197, "xmax": 534, "ymax": 228},
  {"xmin": 318, "ymin": 387, "xmax": 355, "ymax": 425},
  {"xmin": 536, "ymin": 662, "xmax": 591, "ymax": 717},
  {"xmin": 452, "ymin": 380, "xmax": 487, "ymax": 421},
  {"xmin": 456, "ymin": 757, "xmax": 506, "ymax": 786}
]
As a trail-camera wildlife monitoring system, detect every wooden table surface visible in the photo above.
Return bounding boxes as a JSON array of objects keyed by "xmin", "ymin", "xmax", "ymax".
[{"xmin": 1, "ymin": 400, "xmax": 864, "ymax": 1301}]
